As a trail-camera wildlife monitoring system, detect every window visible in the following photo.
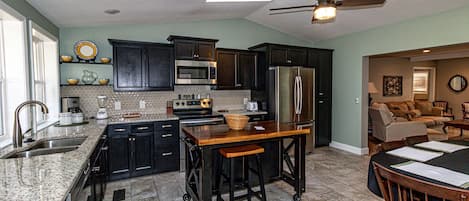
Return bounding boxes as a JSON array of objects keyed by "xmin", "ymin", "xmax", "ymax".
[
  {"xmin": 31, "ymin": 24, "xmax": 59, "ymax": 130},
  {"xmin": 413, "ymin": 71, "xmax": 429, "ymax": 94},
  {"xmin": 0, "ymin": 2, "xmax": 59, "ymax": 147},
  {"xmin": 0, "ymin": 4, "xmax": 28, "ymax": 147}
]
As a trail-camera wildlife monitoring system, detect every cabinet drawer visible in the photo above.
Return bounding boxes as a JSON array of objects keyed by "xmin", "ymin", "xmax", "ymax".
[
  {"xmin": 108, "ymin": 124, "xmax": 131, "ymax": 135},
  {"xmin": 131, "ymin": 123, "xmax": 154, "ymax": 133},
  {"xmin": 155, "ymin": 120, "xmax": 179, "ymax": 131},
  {"xmin": 248, "ymin": 114, "xmax": 266, "ymax": 122},
  {"xmin": 155, "ymin": 130, "xmax": 179, "ymax": 145},
  {"xmin": 155, "ymin": 145, "xmax": 179, "ymax": 173}
]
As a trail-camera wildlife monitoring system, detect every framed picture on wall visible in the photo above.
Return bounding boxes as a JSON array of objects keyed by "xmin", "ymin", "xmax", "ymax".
[{"xmin": 383, "ymin": 76, "xmax": 403, "ymax": 97}]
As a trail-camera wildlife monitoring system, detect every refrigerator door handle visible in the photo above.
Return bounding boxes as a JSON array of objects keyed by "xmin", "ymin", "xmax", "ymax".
[
  {"xmin": 294, "ymin": 76, "xmax": 300, "ymax": 114},
  {"xmin": 298, "ymin": 75, "xmax": 303, "ymax": 114}
]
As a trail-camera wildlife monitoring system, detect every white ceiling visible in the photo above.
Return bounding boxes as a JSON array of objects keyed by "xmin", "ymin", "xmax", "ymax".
[{"xmin": 27, "ymin": 0, "xmax": 469, "ymax": 42}]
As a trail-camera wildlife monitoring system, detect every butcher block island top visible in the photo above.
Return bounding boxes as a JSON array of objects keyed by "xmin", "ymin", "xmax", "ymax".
[{"xmin": 182, "ymin": 121, "xmax": 310, "ymax": 146}]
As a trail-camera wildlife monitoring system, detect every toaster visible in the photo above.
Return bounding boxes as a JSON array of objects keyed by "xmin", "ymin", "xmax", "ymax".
[{"xmin": 246, "ymin": 101, "xmax": 258, "ymax": 112}]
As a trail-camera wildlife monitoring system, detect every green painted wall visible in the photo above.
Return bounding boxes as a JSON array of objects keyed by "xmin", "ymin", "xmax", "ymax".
[
  {"xmin": 59, "ymin": 19, "xmax": 313, "ymax": 84},
  {"xmin": 1, "ymin": 0, "xmax": 58, "ymax": 37},
  {"xmin": 316, "ymin": 6, "xmax": 469, "ymax": 148}
]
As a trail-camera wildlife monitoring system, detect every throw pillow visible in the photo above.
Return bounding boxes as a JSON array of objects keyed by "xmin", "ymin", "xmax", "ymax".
[
  {"xmin": 410, "ymin": 109, "xmax": 422, "ymax": 118},
  {"xmin": 415, "ymin": 101, "xmax": 433, "ymax": 115},
  {"xmin": 405, "ymin": 101, "xmax": 416, "ymax": 110}
]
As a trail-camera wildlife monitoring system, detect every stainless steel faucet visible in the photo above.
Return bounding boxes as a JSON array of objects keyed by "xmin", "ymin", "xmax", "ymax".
[{"xmin": 13, "ymin": 101, "xmax": 49, "ymax": 148}]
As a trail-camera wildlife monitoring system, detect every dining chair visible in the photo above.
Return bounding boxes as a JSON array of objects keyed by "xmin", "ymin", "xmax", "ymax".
[
  {"xmin": 462, "ymin": 102, "xmax": 469, "ymax": 120},
  {"xmin": 435, "ymin": 101, "xmax": 455, "ymax": 119},
  {"xmin": 372, "ymin": 162, "xmax": 469, "ymax": 201},
  {"xmin": 404, "ymin": 135, "xmax": 429, "ymax": 146},
  {"xmin": 375, "ymin": 140, "xmax": 406, "ymax": 153}
]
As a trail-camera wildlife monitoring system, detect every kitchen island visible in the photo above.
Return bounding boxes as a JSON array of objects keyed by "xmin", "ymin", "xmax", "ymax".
[{"xmin": 182, "ymin": 121, "xmax": 309, "ymax": 201}]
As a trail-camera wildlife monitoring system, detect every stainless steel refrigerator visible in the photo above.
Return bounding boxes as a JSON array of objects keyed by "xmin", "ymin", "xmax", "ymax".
[{"xmin": 268, "ymin": 66, "xmax": 316, "ymax": 153}]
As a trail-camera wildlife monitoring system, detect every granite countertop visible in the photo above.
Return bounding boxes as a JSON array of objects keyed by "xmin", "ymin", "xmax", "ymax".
[
  {"xmin": 107, "ymin": 113, "xmax": 179, "ymax": 124},
  {"xmin": 0, "ymin": 113, "xmax": 178, "ymax": 201},
  {"xmin": 216, "ymin": 109, "xmax": 268, "ymax": 116}
]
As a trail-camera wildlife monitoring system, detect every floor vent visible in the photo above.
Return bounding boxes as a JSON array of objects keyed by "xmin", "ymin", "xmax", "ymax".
[{"xmin": 112, "ymin": 189, "xmax": 126, "ymax": 201}]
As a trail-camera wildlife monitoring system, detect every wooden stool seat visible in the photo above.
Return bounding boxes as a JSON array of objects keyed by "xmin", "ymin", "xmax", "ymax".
[{"xmin": 219, "ymin": 144, "xmax": 265, "ymax": 158}]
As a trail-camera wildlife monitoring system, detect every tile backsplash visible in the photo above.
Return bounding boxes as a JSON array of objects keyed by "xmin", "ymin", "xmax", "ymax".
[{"xmin": 60, "ymin": 85, "xmax": 250, "ymax": 118}]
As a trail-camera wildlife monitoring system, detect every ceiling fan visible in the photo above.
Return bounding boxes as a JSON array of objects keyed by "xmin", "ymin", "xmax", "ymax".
[{"xmin": 269, "ymin": 0, "xmax": 386, "ymax": 23}]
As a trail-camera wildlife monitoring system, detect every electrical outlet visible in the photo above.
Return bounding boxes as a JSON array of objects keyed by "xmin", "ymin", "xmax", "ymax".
[
  {"xmin": 355, "ymin": 97, "xmax": 360, "ymax": 104},
  {"xmin": 243, "ymin": 98, "xmax": 249, "ymax": 105},
  {"xmin": 139, "ymin": 100, "xmax": 146, "ymax": 109},
  {"xmin": 114, "ymin": 101, "xmax": 121, "ymax": 110}
]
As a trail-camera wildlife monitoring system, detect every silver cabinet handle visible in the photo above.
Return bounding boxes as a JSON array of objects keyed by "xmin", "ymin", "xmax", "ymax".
[
  {"xmin": 319, "ymin": 101, "xmax": 324, "ymax": 104},
  {"xmin": 161, "ymin": 125, "xmax": 172, "ymax": 128},
  {"xmin": 319, "ymin": 92, "xmax": 324, "ymax": 96},
  {"xmin": 162, "ymin": 134, "xmax": 173, "ymax": 138},
  {"xmin": 287, "ymin": 60, "xmax": 292, "ymax": 63},
  {"xmin": 114, "ymin": 128, "xmax": 126, "ymax": 132},
  {"xmin": 129, "ymin": 138, "xmax": 132, "ymax": 141},
  {"xmin": 235, "ymin": 84, "xmax": 242, "ymax": 87},
  {"xmin": 137, "ymin": 126, "xmax": 149, "ymax": 130},
  {"xmin": 101, "ymin": 146, "xmax": 108, "ymax": 151},
  {"xmin": 162, "ymin": 152, "xmax": 173, "ymax": 156},
  {"xmin": 92, "ymin": 166, "xmax": 100, "ymax": 172}
]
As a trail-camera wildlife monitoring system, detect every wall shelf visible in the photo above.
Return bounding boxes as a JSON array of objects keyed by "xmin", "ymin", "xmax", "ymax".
[{"xmin": 60, "ymin": 61, "xmax": 113, "ymax": 65}]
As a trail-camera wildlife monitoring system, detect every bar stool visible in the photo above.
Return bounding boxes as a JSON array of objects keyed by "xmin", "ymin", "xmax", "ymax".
[{"xmin": 216, "ymin": 144, "xmax": 267, "ymax": 201}]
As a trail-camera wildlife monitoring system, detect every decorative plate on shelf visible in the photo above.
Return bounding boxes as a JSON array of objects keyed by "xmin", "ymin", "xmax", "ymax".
[{"xmin": 74, "ymin": 40, "xmax": 98, "ymax": 61}]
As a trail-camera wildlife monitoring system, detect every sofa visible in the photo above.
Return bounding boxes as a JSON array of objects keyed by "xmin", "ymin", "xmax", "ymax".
[
  {"xmin": 369, "ymin": 103, "xmax": 427, "ymax": 142},
  {"xmin": 383, "ymin": 101, "xmax": 450, "ymax": 133}
]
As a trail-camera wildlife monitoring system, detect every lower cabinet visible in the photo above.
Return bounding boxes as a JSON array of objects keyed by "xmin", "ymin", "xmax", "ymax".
[{"xmin": 108, "ymin": 120, "xmax": 179, "ymax": 181}]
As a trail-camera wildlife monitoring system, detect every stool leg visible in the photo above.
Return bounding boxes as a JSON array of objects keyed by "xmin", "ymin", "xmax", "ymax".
[
  {"xmin": 229, "ymin": 158, "xmax": 235, "ymax": 201},
  {"xmin": 244, "ymin": 156, "xmax": 252, "ymax": 201},
  {"xmin": 216, "ymin": 157, "xmax": 224, "ymax": 201},
  {"xmin": 255, "ymin": 154, "xmax": 267, "ymax": 201}
]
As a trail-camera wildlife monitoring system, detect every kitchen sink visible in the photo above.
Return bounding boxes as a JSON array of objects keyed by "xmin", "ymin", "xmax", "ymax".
[
  {"xmin": 1, "ymin": 136, "xmax": 87, "ymax": 159},
  {"xmin": 27, "ymin": 137, "xmax": 87, "ymax": 150},
  {"xmin": 4, "ymin": 146, "xmax": 79, "ymax": 159}
]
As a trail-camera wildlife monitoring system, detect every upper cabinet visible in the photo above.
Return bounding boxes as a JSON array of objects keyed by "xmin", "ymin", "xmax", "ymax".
[
  {"xmin": 250, "ymin": 44, "xmax": 307, "ymax": 66},
  {"xmin": 307, "ymin": 49, "xmax": 333, "ymax": 98},
  {"xmin": 109, "ymin": 39, "xmax": 174, "ymax": 91},
  {"xmin": 167, "ymin": 35, "xmax": 218, "ymax": 61},
  {"xmin": 215, "ymin": 48, "xmax": 258, "ymax": 90}
]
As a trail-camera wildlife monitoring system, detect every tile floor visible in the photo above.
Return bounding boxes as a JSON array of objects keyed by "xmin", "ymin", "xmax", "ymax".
[{"xmin": 102, "ymin": 147, "xmax": 382, "ymax": 201}]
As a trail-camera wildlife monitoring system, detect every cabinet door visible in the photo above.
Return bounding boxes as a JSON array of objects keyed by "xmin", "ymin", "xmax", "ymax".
[
  {"xmin": 315, "ymin": 98, "xmax": 331, "ymax": 146},
  {"xmin": 270, "ymin": 47, "xmax": 288, "ymax": 66},
  {"xmin": 114, "ymin": 46, "xmax": 144, "ymax": 90},
  {"xmin": 174, "ymin": 40, "xmax": 196, "ymax": 60},
  {"xmin": 287, "ymin": 48, "xmax": 307, "ymax": 66},
  {"xmin": 155, "ymin": 144, "xmax": 179, "ymax": 173},
  {"xmin": 196, "ymin": 41, "xmax": 216, "ymax": 61},
  {"xmin": 238, "ymin": 52, "xmax": 256, "ymax": 89},
  {"xmin": 306, "ymin": 49, "xmax": 320, "ymax": 68},
  {"xmin": 146, "ymin": 46, "xmax": 174, "ymax": 90},
  {"xmin": 216, "ymin": 50, "xmax": 237, "ymax": 89},
  {"xmin": 108, "ymin": 134, "xmax": 130, "ymax": 180},
  {"xmin": 132, "ymin": 132, "xmax": 154, "ymax": 176},
  {"xmin": 317, "ymin": 50, "xmax": 332, "ymax": 97}
]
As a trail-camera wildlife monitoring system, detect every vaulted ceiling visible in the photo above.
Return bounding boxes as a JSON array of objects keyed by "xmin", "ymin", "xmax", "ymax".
[{"xmin": 27, "ymin": 0, "xmax": 469, "ymax": 42}]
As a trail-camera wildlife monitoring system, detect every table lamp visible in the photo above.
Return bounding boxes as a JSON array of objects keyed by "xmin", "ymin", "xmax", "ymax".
[{"xmin": 368, "ymin": 82, "xmax": 379, "ymax": 106}]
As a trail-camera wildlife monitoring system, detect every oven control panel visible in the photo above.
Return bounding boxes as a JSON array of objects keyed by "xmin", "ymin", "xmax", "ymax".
[{"xmin": 173, "ymin": 98, "xmax": 212, "ymax": 110}]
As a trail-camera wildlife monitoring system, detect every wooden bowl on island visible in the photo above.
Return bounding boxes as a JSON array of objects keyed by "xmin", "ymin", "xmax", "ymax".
[{"xmin": 224, "ymin": 114, "xmax": 249, "ymax": 130}]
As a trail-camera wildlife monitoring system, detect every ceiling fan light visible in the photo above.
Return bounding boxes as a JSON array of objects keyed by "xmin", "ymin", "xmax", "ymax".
[{"xmin": 313, "ymin": 6, "xmax": 336, "ymax": 20}]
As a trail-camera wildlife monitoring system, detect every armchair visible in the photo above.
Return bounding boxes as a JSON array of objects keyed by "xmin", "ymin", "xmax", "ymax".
[{"xmin": 369, "ymin": 104, "xmax": 427, "ymax": 142}]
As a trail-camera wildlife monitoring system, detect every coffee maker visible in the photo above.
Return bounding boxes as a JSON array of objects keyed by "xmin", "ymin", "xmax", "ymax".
[{"xmin": 61, "ymin": 97, "xmax": 82, "ymax": 113}]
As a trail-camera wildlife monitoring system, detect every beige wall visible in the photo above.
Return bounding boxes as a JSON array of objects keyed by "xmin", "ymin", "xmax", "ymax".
[
  {"xmin": 435, "ymin": 58, "xmax": 469, "ymax": 119},
  {"xmin": 369, "ymin": 57, "xmax": 436, "ymax": 103}
]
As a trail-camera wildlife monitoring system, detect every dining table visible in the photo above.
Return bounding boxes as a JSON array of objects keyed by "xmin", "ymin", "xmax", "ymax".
[
  {"xmin": 181, "ymin": 121, "xmax": 310, "ymax": 201},
  {"xmin": 368, "ymin": 140, "xmax": 469, "ymax": 199}
]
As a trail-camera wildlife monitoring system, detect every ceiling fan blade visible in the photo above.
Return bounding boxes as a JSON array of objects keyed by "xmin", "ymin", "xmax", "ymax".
[
  {"xmin": 270, "ymin": 9, "xmax": 312, "ymax": 15},
  {"xmin": 336, "ymin": 0, "xmax": 385, "ymax": 7},
  {"xmin": 269, "ymin": 5, "xmax": 315, "ymax": 11}
]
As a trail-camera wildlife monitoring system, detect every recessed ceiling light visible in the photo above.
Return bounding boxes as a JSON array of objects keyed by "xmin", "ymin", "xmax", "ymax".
[
  {"xmin": 206, "ymin": 0, "xmax": 271, "ymax": 2},
  {"xmin": 422, "ymin": 49, "xmax": 431, "ymax": 53},
  {"xmin": 104, "ymin": 9, "xmax": 121, "ymax": 15}
]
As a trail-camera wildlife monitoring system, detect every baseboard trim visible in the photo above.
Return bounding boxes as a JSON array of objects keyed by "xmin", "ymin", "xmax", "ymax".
[{"xmin": 329, "ymin": 141, "xmax": 369, "ymax": 155}]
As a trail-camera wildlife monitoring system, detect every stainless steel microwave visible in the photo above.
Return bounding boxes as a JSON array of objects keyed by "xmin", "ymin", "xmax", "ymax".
[{"xmin": 175, "ymin": 60, "xmax": 217, "ymax": 85}]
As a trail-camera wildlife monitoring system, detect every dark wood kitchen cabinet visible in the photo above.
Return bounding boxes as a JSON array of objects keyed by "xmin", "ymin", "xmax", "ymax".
[
  {"xmin": 215, "ymin": 48, "xmax": 257, "ymax": 90},
  {"xmin": 107, "ymin": 120, "xmax": 179, "ymax": 181},
  {"xmin": 249, "ymin": 43, "xmax": 333, "ymax": 147},
  {"xmin": 250, "ymin": 43, "xmax": 307, "ymax": 66},
  {"xmin": 109, "ymin": 39, "xmax": 174, "ymax": 92},
  {"xmin": 167, "ymin": 35, "xmax": 218, "ymax": 61}
]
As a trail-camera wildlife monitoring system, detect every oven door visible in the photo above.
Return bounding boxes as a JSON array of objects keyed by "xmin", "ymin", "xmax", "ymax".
[
  {"xmin": 179, "ymin": 117, "xmax": 225, "ymax": 171},
  {"xmin": 175, "ymin": 60, "xmax": 217, "ymax": 85}
]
